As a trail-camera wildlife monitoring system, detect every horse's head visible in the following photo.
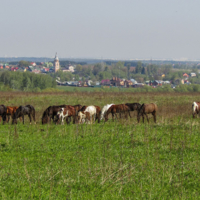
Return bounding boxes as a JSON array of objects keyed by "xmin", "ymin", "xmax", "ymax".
[{"xmin": 42, "ymin": 113, "xmax": 49, "ymax": 124}]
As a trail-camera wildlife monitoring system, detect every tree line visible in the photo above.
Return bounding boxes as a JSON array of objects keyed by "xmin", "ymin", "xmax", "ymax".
[{"xmin": 0, "ymin": 71, "xmax": 56, "ymax": 92}]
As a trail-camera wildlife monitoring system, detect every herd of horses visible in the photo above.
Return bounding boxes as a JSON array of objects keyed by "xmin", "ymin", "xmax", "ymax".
[
  {"xmin": 0, "ymin": 103, "xmax": 158, "ymax": 125},
  {"xmin": 0, "ymin": 101, "xmax": 199, "ymax": 125}
]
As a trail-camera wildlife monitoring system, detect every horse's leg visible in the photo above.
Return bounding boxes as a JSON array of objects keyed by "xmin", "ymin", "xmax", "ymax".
[
  {"xmin": 61, "ymin": 116, "xmax": 64, "ymax": 125},
  {"xmin": 153, "ymin": 112, "xmax": 156, "ymax": 123},
  {"xmin": 7, "ymin": 115, "xmax": 10, "ymax": 123},
  {"xmin": 112, "ymin": 113, "xmax": 115, "ymax": 121},
  {"xmin": 73, "ymin": 115, "xmax": 76, "ymax": 124},
  {"xmin": 22, "ymin": 115, "xmax": 24, "ymax": 124},
  {"xmin": 142, "ymin": 114, "xmax": 145, "ymax": 123},
  {"xmin": 2, "ymin": 114, "xmax": 7, "ymax": 125},
  {"xmin": 115, "ymin": 113, "xmax": 118, "ymax": 121},
  {"xmin": 32, "ymin": 110, "xmax": 36, "ymax": 124},
  {"xmin": 28, "ymin": 114, "xmax": 32, "ymax": 124},
  {"xmin": 125, "ymin": 111, "xmax": 128, "ymax": 119},
  {"xmin": 66, "ymin": 117, "xmax": 70, "ymax": 125},
  {"xmin": 128, "ymin": 111, "xmax": 131, "ymax": 118},
  {"xmin": 145, "ymin": 114, "xmax": 149, "ymax": 123}
]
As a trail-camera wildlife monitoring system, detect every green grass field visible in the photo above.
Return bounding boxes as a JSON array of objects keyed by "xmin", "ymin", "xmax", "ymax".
[{"xmin": 0, "ymin": 91, "xmax": 200, "ymax": 199}]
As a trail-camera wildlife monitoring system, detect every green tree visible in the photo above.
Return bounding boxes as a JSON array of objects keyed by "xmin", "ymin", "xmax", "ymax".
[{"xmin": 18, "ymin": 60, "xmax": 30, "ymax": 67}]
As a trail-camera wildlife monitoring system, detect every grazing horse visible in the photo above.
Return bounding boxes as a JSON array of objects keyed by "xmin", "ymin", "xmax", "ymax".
[
  {"xmin": 105, "ymin": 104, "xmax": 130, "ymax": 122},
  {"xmin": 6, "ymin": 106, "xmax": 21, "ymax": 122},
  {"xmin": 56, "ymin": 106, "xmax": 76, "ymax": 125},
  {"xmin": 0, "ymin": 105, "xmax": 7, "ymax": 124},
  {"xmin": 192, "ymin": 102, "xmax": 200, "ymax": 118},
  {"xmin": 41, "ymin": 105, "xmax": 66, "ymax": 124},
  {"xmin": 12, "ymin": 105, "xmax": 36, "ymax": 124},
  {"xmin": 100, "ymin": 104, "xmax": 114, "ymax": 120},
  {"xmin": 78, "ymin": 105, "xmax": 97, "ymax": 124},
  {"xmin": 137, "ymin": 103, "xmax": 157, "ymax": 123},
  {"xmin": 125, "ymin": 103, "xmax": 141, "ymax": 118}
]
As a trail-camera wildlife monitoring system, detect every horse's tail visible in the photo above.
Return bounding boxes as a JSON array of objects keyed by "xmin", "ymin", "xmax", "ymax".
[{"xmin": 32, "ymin": 107, "xmax": 36, "ymax": 122}]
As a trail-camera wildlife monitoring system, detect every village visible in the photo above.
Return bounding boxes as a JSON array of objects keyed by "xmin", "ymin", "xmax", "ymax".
[{"xmin": 0, "ymin": 53, "xmax": 198, "ymax": 89}]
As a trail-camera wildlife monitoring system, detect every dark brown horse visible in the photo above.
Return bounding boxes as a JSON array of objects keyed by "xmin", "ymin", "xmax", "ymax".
[
  {"xmin": 137, "ymin": 103, "xmax": 157, "ymax": 123},
  {"xmin": 41, "ymin": 105, "xmax": 66, "ymax": 124},
  {"xmin": 125, "ymin": 103, "xmax": 141, "ymax": 117},
  {"xmin": 0, "ymin": 105, "xmax": 7, "ymax": 124},
  {"xmin": 12, "ymin": 105, "xmax": 36, "ymax": 124},
  {"xmin": 105, "ymin": 104, "xmax": 130, "ymax": 122}
]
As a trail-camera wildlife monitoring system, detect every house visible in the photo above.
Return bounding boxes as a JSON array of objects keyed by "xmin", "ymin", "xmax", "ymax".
[
  {"xmin": 183, "ymin": 73, "xmax": 189, "ymax": 78},
  {"xmin": 62, "ymin": 65, "xmax": 75, "ymax": 73},
  {"xmin": 130, "ymin": 79, "xmax": 137, "ymax": 84},
  {"xmin": 10, "ymin": 67, "xmax": 19, "ymax": 71},
  {"xmin": 162, "ymin": 81, "xmax": 170, "ymax": 84},
  {"xmin": 110, "ymin": 77, "xmax": 124, "ymax": 86},
  {"xmin": 101, "ymin": 79, "xmax": 111, "ymax": 86},
  {"xmin": 190, "ymin": 73, "xmax": 196, "ymax": 77},
  {"xmin": 42, "ymin": 68, "xmax": 50, "ymax": 73},
  {"xmin": 30, "ymin": 62, "xmax": 36, "ymax": 66},
  {"xmin": 32, "ymin": 69, "xmax": 41, "ymax": 74},
  {"xmin": 152, "ymin": 80, "xmax": 162, "ymax": 86},
  {"xmin": 174, "ymin": 79, "xmax": 184, "ymax": 85},
  {"xmin": 124, "ymin": 80, "xmax": 133, "ymax": 87},
  {"xmin": 133, "ymin": 83, "xmax": 145, "ymax": 88},
  {"xmin": 67, "ymin": 81, "xmax": 81, "ymax": 86}
]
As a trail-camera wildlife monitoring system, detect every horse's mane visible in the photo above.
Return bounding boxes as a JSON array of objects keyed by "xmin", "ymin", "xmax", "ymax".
[{"xmin": 0, "ymin": 105, "xmax": 6, "ymax": 110}]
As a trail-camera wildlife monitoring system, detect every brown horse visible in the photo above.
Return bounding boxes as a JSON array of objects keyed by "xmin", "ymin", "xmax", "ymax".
[
  {"xmin": 137, "ymin": 103, "xmax": 157, "ymax": 123},
  {"xmin": 6, "ymin": 106, "xmax": 22, "ymax": 122},
  {"xmin": 192, "ymin": 102, "xmax": 200, "ymax": 118},
  {"xmin": 105, "ymin": 104, "xmax": 130, "ymax": 122}
]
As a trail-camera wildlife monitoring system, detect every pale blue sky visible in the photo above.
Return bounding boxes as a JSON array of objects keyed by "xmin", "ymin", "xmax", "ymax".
[{"xmin": 1, "ymin": 0, "xmax": 200, "ymax": 60}]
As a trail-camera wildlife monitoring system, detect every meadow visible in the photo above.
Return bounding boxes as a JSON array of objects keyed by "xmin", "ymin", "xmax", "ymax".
[{"xmin": 0, "ymin": 91, "xmax": 200, "ymax": 199}]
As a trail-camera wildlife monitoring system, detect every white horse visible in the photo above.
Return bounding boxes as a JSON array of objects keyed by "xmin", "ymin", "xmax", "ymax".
[
  {"xmin": 100, "ymin": 104, "xmax": 114, "ymax": 120},
  {"xmin": 192, "ymin": 102, "xmax": 200, "ymax": 118},
  {"xmin": 78, "ymin": 105, "xmax": 96, "ymax": 124}
]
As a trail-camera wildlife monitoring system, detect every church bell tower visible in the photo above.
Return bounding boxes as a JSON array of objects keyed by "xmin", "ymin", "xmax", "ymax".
[{"xmin": 54, "ymin": 53, "xmax": 60, "ymax": 72}]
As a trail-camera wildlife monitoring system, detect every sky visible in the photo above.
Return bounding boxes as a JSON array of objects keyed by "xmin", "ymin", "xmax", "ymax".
[{"xmin": 1, "ymin": 0, "xmax": 200, "ymax": 60}]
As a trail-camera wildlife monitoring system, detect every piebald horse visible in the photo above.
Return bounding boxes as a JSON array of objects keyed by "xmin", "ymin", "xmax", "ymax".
[
  {"xmin": 100, "ymin": 104, "xmax": 114, "ymax": 120},
  {"xmin": 78, "ymin": 105, "xmax": 97, "ymax": 124},
  {"xmin": 192, "ymin": 102, "xmax": 200, "ymax": 118}
]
